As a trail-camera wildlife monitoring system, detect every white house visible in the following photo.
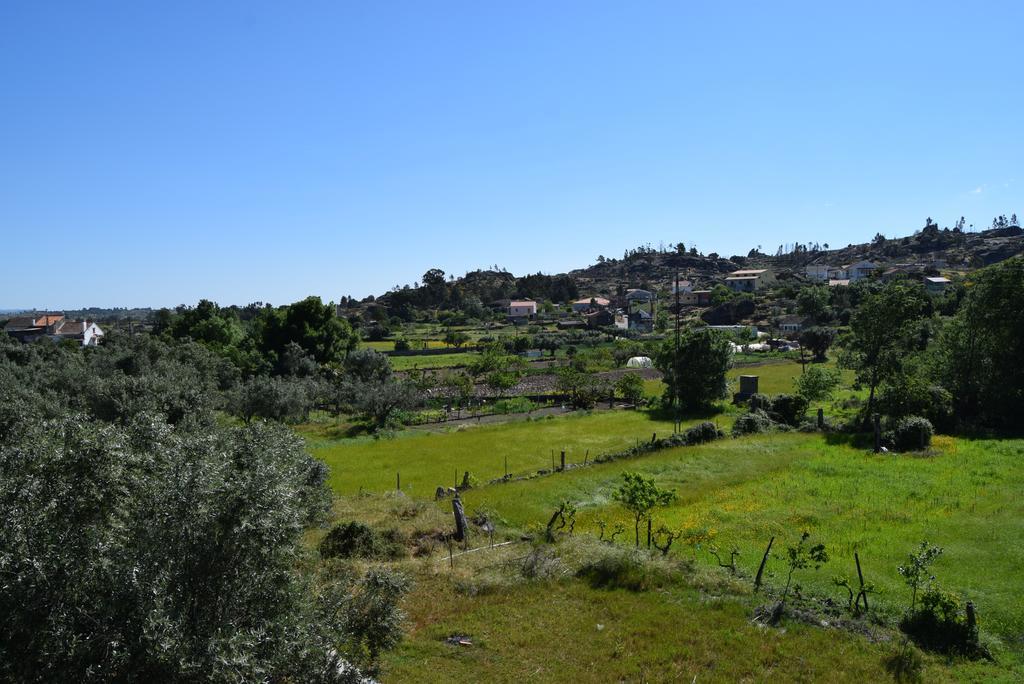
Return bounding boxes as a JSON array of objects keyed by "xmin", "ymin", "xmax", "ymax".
[
  {"xmin": 925, "ymin": 276, "xmax": 952, "ymax": 294},
  {"xmin": 777, "ymin": 314, "xmax": 809, "ymax": 334},
  {"xmin": 805, "ymin": 264, "xmax": 831, "ymax": 282},
  {"xmin": 827, "ymin": 266, "xmax": 847, "ymax": 280},
  {"xmin": 725, "ymin": 268, "xmax": 775, "ymax": 292},
  {"xmin": 54, "ymin": 320, "xmax": 105, "ymax": 346},
  {"xmin": 507, "ymin": 300, "xmax": 537, "ymax": 319},
  {"xmin": 846, "ymin": 261, "xmax": 878, "ymax": 281}
]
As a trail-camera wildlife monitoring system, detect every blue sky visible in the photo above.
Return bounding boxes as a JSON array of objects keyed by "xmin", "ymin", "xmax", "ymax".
[{"xmin": 1, "ymin": 2, "xmax": 1021, "ymax": 308}]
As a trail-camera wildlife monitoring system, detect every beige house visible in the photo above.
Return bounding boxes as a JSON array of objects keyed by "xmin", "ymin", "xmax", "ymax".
[
  {"xmin": 572, "ymin": 296, "xmax": 611, "ymax": 313},
  {"xmin": 725, "ymin": 268, "xmax": 775, "ymax": 292}
]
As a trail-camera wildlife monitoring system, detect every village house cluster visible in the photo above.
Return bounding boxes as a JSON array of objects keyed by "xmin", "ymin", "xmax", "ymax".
[
  {"xmin": 497, "ymin": 255, "xmax": 955, "ymax": 341},
  {"xmin": 3, "ymin": 313, "xmax": 104, "ymax": 346}
]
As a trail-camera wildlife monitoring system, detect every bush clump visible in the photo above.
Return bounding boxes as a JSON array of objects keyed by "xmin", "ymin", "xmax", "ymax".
[
  {"xmin": 900, "ymin": 589, "xmax": 983, "ymax": 656},
  {"xmin": 886, "ymin": 416, "xmax": 934, "ymax": 452},
  {"xmin": 765, "ymin": 393, "xmax": 809, "ymax": 426},
  {"xmin": 663, "ymin": 421, "xmax": 724, "ymax": 447},
  {"xmin": 747, "ymin": 393, "xmax": 808, "ymax": 426},
  {"xmin": 732, "ymin": 409, "xmax": 777, "ymax": 436},
  {"xmin": 576, "ymin": 546, "xmax": 675, "ymax": 592},
  {"xmin": 681, "ymin": 421, "xmax": 725, "ymax": 445},
  {"xmin": 319, "ymin": 521, "xmax": 405, "ymax": 560}
]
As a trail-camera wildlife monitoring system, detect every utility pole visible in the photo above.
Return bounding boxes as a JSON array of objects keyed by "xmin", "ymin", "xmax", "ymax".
[{"xmin": 674, "ymin": 271, "xmax": 681, "ymax": 433}]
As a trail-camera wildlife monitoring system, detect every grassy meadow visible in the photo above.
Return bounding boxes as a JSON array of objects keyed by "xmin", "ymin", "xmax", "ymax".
[
  {"xmin": 304, "ymin": 358, "xmax": 1024, "ymax": 681},
  {"xmin": 388, "ymin": 351, "xmax": 481, "ymax": 371},
  {"xmin": 305, "ymin": 409, "xmax": 722, "ymax": 496}
]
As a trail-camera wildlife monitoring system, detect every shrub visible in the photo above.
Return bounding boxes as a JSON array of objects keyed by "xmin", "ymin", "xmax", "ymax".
[
  {"xmin": 576, "ymin": 546, "xmax": 675, "ymax": 591},
  {"xmin": 747, "ymin": 393, "xmax": 770, "ymax": 412},
  {"xmin": 319, "ymin": 521, "xmax": 405, "ymax": 560},
  {"xmin": 732, "ymin": 409, "xmax": 777, "ymax": 436},
  {"xmin": 765, "ymin": 393, "xmax": 809, "ymax": 426},
  {"xmin": 393, "ymin": 338, "xmax": 410, "ymax": 351},
  {"xmin": 899, "ymin": 589, "xmax": 980, "ymax": 656},
  {"xmin": 886, "ymin": 416, "xmax": 933, "ymax": 452},
  {"xmin": 520, "ymin": 545, "xmax": 565, "ymax": 580},
  {"xmin": 683, "ymin": 420, "xmax": 724, "ymax": 445},
  {"xmin": 878, "ymin": 375, "xmax": 954, "ymax": 431}
]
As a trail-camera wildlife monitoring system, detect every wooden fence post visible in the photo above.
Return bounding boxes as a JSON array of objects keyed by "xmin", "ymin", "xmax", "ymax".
[
  {"xmin": 754, "ymin": 536, "xmax": 775, "ymax": 592},
  {"xmin": 452, "ymin": 495, "xmax": 468, "ymax": 543}
]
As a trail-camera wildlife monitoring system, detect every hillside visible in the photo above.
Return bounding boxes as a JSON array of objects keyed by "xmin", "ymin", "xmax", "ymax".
[{"xmin": 371, "ymin": 218, "xmax": 1023, "ymax": 307}]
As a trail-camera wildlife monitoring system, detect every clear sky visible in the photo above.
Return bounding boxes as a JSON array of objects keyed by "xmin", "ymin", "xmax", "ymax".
[{"xmin": 2, "ymin": 1, "xmax": 1021, "ymax": 308}]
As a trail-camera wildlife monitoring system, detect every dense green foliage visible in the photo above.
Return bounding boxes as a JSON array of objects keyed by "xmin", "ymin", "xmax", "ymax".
[
  {"xmin": 0, "ymin": 333, "xmax": 408, "ymax": 681},
  {"xmin": 933, "ymin": 256, "xmax": 1024, "ymax": 429},
  {"xmin": 840, "ymin": 282, "xmax": 931, "ymax": 423},
  {"xmin": 655, "ymin": 327, "xmax": 733, "ymax": 411}
]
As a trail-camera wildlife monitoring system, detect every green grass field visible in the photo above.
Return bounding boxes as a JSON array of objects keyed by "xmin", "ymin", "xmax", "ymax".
[
  {"xmin": 307, "ymin": 409, "xmax": 722, "ymax": 496},
  {"xmin": 388, "ymin": 351, "xmax": 481, "ymax": 371},
  {"xmin": 461, "ymin": 434, "xmax": 1024, "ymax": 651},
  {"xmin": 305, "ymin": 358, "xmax": 1024, "ymax": 680}
]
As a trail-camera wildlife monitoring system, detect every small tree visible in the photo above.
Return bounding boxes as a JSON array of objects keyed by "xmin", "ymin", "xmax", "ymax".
[
  {"xmin": 443, "ymin": 330, "xmax": 471, "ymax": 349},
  {"xmin": 556, "ymin": 367, "xmax": 607, "ymax": 409},
  {"xmin": 793, "ymin": 364, "xmax": 841, "ymax": 402},
  {"xmin": 780, "ymin": 531, "xmax": 829, "ymax": 605},
  {"xmin": 898, "ymin": 541, "xmax": 943, "ymax": 612},
  {"xmin": 840, "ymin": 283, "xmax": 930, "ymax": 424},
  {"xmin": 799, "ymin": 326, "xmax": 837, "ymax": 362},
  {"xmin": 796, "ymin": 286, "xmax": 831, "ymax": 324},
  {"xmin": 613, "ymin": 472, "xmax": 676, "ymax": 548},
  {"xmin": 616, "ymin": 373, "xmax": 645, "ymax": 406}
]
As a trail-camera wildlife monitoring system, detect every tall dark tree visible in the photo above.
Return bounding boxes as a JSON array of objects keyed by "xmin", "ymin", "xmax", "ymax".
[
  {"xmin": 934, "ymin": 256, "xmax": 1024, "ymax": 428},
  {"xmin": 655, "ymin": 328, "xmax": 733, "ymax": 412}
]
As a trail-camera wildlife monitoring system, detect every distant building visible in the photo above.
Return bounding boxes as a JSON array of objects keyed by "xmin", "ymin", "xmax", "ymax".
[
  {"xmin": 679, "ymin": 290, "xmax": 712, "ymax": 306},
  {"xmin": 804, "ymin": 264, "xmax": 831, "ymax": 282},
  {"xmin": 881, "ymin": 264, "xmax": 926, "ymax": 281},
  {"xmin": 777, "ymin": 314, "xmax": 809, "ymax": 334},
  {"xmin": 507, "ymin": 300, "xmax": 537, "ymax": 320},
  {"xmin": 725, "ymin": 268, "xmax": 774, "ymax": 292},
  {"xmin": 625, "ymin": 288, "xmax": 655, "ymax": 303},
  {"xmin": 844, "ymin": 261, "xmax": 878, "ymax": 281},
  {"xmin": 585, "ymin": 309, "xmax": 616, "ymax": 329},
  {"xmin": 572, "ymin": 296, "xmax": 611, "ymax": 313},
  {"xmin": 670, "ymin": 279, "xmax": 694, "ymax": 294},
  {"xmin": 628, "ymin": 309, "xmax": 653, "ymax": 332},
  {"xmin": 4, "ymin": 313, "xmax": 104, "ymax": 346},
  {"xmin": 828, "ymin": 279, "xmax": 851, "ymax": 287},
  {"xmin": 925, "ymin": 276, "xmax": 952, "ymax": 294},
  {"xmin": 827, "ymin": 266, "xmax": 847, "ymax": 280}
]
